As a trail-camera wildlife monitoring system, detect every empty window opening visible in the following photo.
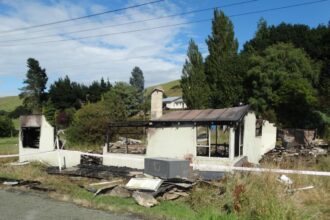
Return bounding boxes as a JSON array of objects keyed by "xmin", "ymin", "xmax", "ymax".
[
  {"xmin": 234, "ymin": 123, "xmax": 244, "ymax": 157},
  {"xmin": 196, "ymin": 126, "xmax": 209, "ymax": 156},
  {"xmin": 210, "ymin": 125, "xmax": 229, "ymax": 158},
  {"xmin": 196, "ymin": 125, "xmax": 229, "ymax": 158},
  {"xmin": 107, "ymin": 123, "xmax": 148, "ymax": 154},
  {"xmin": 256, "ymin": 120, "xmax": 263, "ymax": 137},
  {"xmin": 22, "ymin": 127, "xmax": 40, "ymax": 148}
]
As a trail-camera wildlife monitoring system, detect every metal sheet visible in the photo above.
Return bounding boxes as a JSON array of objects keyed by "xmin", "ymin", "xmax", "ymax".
[{"xmin": 152, "ymin": 105, "xmax": 249, "ymax": 123}]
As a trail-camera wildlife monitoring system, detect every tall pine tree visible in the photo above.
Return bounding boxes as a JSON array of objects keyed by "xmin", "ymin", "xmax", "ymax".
[
  {"xmin": 129, "ymin": 66, "xmax": 144, "ymax": 104},
  {"xmin": 181, "ymin": 39, "xmax": 209, "ymax": 109},
  {"xmin": 205, "ymin": 10, "xmax": 241, "ymax": 108},
  {"xmin": 19, "ymin": 58, "xmax": 48, "ymax": 113}
]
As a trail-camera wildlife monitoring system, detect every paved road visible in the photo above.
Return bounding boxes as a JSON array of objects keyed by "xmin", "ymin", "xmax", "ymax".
[{"xmin": 0, "ymin": 189, "xmax": 141, "ymax": 220}]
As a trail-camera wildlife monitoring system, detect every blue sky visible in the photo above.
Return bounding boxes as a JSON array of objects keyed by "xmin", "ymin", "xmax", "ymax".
[{"xmin": 0, "ymin": 0, "xmax": 329, "ymax": 97}]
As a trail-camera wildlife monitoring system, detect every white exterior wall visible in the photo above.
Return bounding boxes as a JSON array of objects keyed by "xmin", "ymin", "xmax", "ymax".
[
  {"xmin": 146, "ymin": 126, "xmax": 196, "ymax": 159},
  {"xmin": 260, "ymin": 121, "xmax": 277, "ymax": 155},
  {"xmin": 151, "ymin": 89, "xmax": 163, "ymax": 119},
  {"xmin": 243, "ymin": 112, "xmax": 276, "ymax": 164},
  {"xmin": 19, "ymin": 116, "xmax": 55, "ymax": 163},
  {"xmin": 165, "ymin": 102, "xmax": 187, "ymax": 109},
  {"xmin": 146, "ymin": 125, "xmax": 246, "ymax": 167}
]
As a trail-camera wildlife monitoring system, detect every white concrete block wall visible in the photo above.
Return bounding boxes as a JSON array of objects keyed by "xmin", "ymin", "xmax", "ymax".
[
  {"xmin": 19, "ymin": 116, "xmax": 55, "ymax": 163},
  {"xmin": 261, "ymin": 121, "xmax": 277, "ymax": 155},
  {"xmin": 243, "ymin": 112, "xmax": 258, "ymax": 163},
  {"xmin": 102, "ymin": 152, "xmax": 145, "ymax": 169},
  {"xmin": 147, "ymin": 126, "xmax": 196, "ymax": 159},
  {"xmin": 242, "ymin": 112, "xmax": 276, "ymax": 164}
]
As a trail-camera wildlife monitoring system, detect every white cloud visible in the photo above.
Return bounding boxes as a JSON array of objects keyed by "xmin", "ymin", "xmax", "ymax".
[{"xmin": 0, "ymin": 0, "xmax": 190, "ymax": 95}]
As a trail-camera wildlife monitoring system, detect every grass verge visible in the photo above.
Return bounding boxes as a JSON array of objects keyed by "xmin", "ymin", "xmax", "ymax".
[{"xmin": 0, "ymin": 154, "xmax": 329, "ymax": 219}]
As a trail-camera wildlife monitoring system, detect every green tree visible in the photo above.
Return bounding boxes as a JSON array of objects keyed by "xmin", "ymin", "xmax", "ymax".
[
  {"xmin": 129, "ymin": 66, "xmax": 144, "ymax": 105},
  {"xmin": 106, "ymin": 82, "xmax": 139, "ymax": 116},
  {"xmin": 204, "ymin": 9, "xmax": 242, "ymax": 108},
  {"xmin": 276, "ymin": 78, "xmax": 317, "ymax": 127},
  {"xmin": 19, "ymin": 58, "xmax": 48, "ymax": 113},
  {"xmin": 181, "ymin": 39, "xmax": 209, "ymax": 109},
  {"xmin": 49, "ymin": 76, "xmax": 80, "ymax": 109},
  {"xmin": 129, "ymin": 67, "xmax": 144, "ymax": 93},
  {"xmin": 0, "ymin": 115, "xmax": 15, "ymax": 137},
  {"xmin": 243, "ymin": 20, "xmax": 330, "ymax": 115},
  {"xmin": 66, "ymin": 98, "xmax": 126, "ymax": 145},
  {"xmin": 246, "ymin": 43, "xmax": 319, "ymax": 127}
]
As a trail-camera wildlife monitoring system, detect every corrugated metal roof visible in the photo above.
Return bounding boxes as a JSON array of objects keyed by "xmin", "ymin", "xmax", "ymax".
[{"xmin": 152, "ymin": 105, "xmax": 250, "ymax": 122}]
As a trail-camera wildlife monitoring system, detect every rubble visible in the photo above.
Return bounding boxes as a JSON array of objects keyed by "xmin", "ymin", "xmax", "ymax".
[
  {"xmin": 162, "ymin": 191, "xmax": 180, "ymax": 200},
  {"xmin": 46, "ymin": 165, "xmax": 143, "ymax": 179},
  {"xmin": 132, "ymin": 191, "xmax": 158, "ymax": 208},
  {"xmin": 108, "ymin": 186, "xmax": 131, "ymax": 198},
  {"xmin": 80, "ymin": 154, "xmax": 103, "ymax": 166},
  {"xmin": 287, "ymin": 185, "xmax": 314, "ymax": 194},
  {"xmin": 107, "ymin": 137, "xmax": 146, "ymax": 154},
  {"xmin": 89, "ymin": 180, "xmax": 124, "ymax": 196},
  {"xmin": 0, "ymin": 177, "xmax": 55, "ymax": 192},
  {"xmin": 278, "ymin": 175, "xmax": 293, "ymax": 185},
  {"xmin": 45, "ymin": 164, "xmax": 215, "ymax": 208},
  {"xmin": 260, "ymin": 136, "xmax": 328, "ymax": 165}
]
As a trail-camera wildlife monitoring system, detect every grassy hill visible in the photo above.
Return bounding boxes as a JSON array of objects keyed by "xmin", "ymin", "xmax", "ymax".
[
  {"xmin": 145, "ymin": 79, "xmax": 181, "ymax": 97},
  {"xmin": 0, "ymin": 96, "xmax": 21, "ymax": 112},
  {"xmin": 0, "ymin": 79, "xmax": 181, "ymax": 113}
]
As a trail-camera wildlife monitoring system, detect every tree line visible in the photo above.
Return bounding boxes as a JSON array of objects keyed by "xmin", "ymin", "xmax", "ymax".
[
  {"xmin": 181, "ymin": 10, "xmax": 330, "ymax": 138},
  {"xmin": 0, "ymin": 59, "xmax": 145, "ymax": 142}
]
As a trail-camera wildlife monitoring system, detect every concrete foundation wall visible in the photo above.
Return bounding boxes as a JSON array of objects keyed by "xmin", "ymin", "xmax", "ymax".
[
  {"xmin": 20, "ymin": 149, "xmax": 145, "ymax": 169},
  {"xmin": 102, "ymin": 152, "xmax": 145, "ymax": 169},
  {"xmin": 147, "ymin": 126, "xmax": 196, "ymax": 159}
]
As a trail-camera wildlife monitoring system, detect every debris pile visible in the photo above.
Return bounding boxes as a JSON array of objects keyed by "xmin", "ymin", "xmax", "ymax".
[
  {"xmin": 107, "ymin": 137, "xmax": 146, "ymax": 154},
  {"xmin": 80, "ymin": 175, "xmax": 195, "ymax": 207},
  {"xmin": 81, "ymin": 154, "xmax": 103, "ymax": 166},
  {"xmin": 47, "ymin": 164, "xmax": 142, "ymax": 179},
  {"xmin": 261, "ymin": 128, "xmax": 328, "ymax": 164},
  {"xmin": 0, "ymin": 177, "xmax": 55, "ymax": 192},
  {"xmin": 277, "ymin": 174, "xmax": 314, "ymax": 194}
]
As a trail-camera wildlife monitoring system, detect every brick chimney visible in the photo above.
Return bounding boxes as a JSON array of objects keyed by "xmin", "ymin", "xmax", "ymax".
[{"xmin": 151, "ymin": 87, "xmax": 164, "ymax": 119}]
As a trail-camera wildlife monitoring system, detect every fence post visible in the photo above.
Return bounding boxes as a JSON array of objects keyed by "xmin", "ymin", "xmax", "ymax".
[{"xmin": 56, "ymin": 135, "xmax": 62, "ymax": 172}]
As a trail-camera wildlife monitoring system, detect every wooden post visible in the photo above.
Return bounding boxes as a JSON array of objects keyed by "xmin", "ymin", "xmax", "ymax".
[{"xmin": 56, "ymin": 135, "xmax": 62, "ymax": 172}]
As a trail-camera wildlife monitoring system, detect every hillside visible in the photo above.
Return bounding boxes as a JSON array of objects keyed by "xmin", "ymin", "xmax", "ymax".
[
  {"xmin": 0, "ymin": 96, "xmax": 21, "ymax": 112},
  {"xmin": 0, "ymin": 80, "xmax": 182, "ymax": 113},
  {"xmin": 145, "ymin": 79, "xmax": 181, "ymax": 97}
]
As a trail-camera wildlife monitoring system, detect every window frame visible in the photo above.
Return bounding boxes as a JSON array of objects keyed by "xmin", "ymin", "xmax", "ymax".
[{"xmin": 196, "ymin": 124, "xmax": 230, "ymax": 158}]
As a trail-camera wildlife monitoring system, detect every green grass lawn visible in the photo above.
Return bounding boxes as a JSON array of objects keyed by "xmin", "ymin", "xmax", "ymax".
[
  {"xmin": 0, "ymin": 96, "xmax": 21, "ymax": 112},
  {"xmin": 145, "ymin": 79, "xmax": 181, "ymax": 97},
  {"xmin": 0, "ymin": 137, "xmax": 18, "ymax": 155}
]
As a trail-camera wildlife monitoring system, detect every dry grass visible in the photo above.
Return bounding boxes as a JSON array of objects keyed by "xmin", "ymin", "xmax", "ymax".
[
  {"xmin": 188, "ymin": 156, "xmax": 330, "ymax": 220},
  {"xmin": 0, "ymin": 155, "xmax": 329, "ymax": 219}
]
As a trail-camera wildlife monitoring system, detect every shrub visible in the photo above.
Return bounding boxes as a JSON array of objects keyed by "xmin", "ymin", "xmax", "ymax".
[
  {"xmin": 9, "ymin": 105, "xmax": 31, "ymax": 118},
  {"xmin": 66, "ymin": 97, "xmax": 126, "ymax": 146},
  {"xmin": 66, "ymin": 102, "xmax": 110, "ymax": 146},
  {"xmin": 0, "ymin": 115, "xmax": 15, "ymax": 137}
]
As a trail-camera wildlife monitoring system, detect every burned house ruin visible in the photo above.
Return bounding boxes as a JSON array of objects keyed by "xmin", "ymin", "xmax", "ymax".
[{"xmin": 19, "ymin": 88, "xmax": 277, "ymax": 169}]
